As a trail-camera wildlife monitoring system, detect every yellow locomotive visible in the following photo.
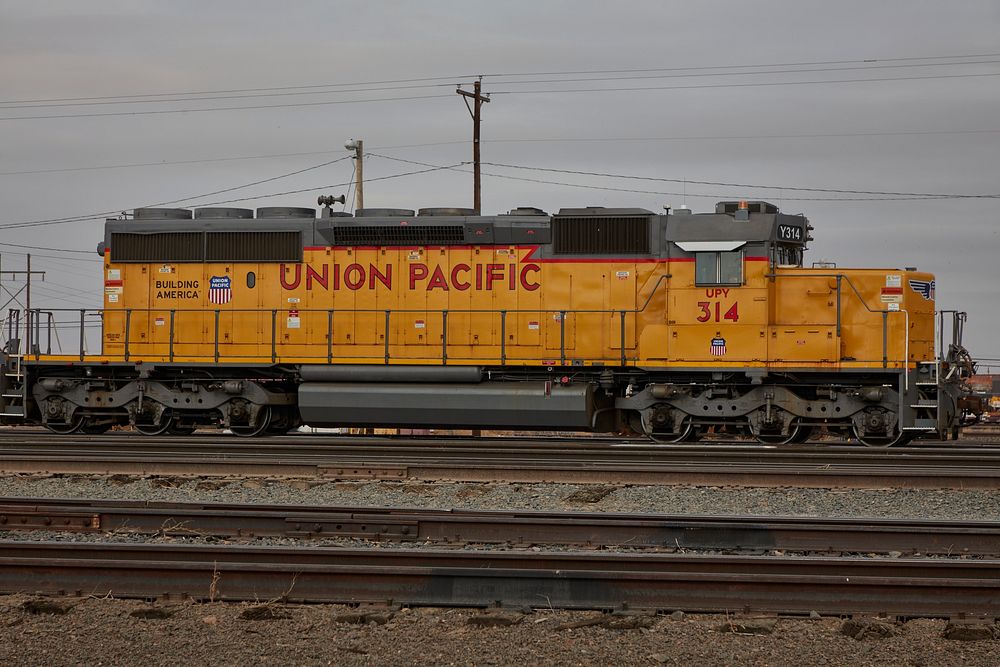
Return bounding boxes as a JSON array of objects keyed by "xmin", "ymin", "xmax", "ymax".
[{"xmin": 0, "ymin": 199, "xmax": 977, "ymax": 444}]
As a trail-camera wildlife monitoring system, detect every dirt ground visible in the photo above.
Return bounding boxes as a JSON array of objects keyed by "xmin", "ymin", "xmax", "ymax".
[{"xmin": 0, "ymin": 595, "xmax": 996, "ymax": 666}]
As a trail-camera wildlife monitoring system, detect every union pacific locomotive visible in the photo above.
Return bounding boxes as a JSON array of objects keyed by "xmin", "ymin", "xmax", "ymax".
[{"xmin": 0, "ymin": 199, "xmax": 979, "ymax": 445}]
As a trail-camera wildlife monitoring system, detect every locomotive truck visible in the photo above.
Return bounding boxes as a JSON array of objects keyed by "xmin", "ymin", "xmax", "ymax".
[{"xmin": 0, "ymin": 199, "xmax": 978, "ymax": 445}]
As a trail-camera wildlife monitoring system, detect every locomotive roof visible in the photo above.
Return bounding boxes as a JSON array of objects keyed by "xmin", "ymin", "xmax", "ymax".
[{"xmin": 102, "ymin": 202, "xmax": 809, "ymax": 262}]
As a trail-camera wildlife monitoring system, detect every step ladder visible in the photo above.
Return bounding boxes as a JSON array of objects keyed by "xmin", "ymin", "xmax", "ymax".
[
  {"xmin": 903, "ymin": 360, "xmax": 940, "ymax": 433},
  {"xmin": 0, "ymin": 350, "xmax": 26, "ymax": 420}
]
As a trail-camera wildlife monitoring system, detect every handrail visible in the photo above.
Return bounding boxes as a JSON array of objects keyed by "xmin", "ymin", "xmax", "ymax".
[
  {"xmin": 765, "ymin": 272, "xmax": 911, "ymax": 371},
  {"xmin": 17, "ymin": 271, "xmax": 919, "ymax": 369},
  {"xmin": 20, "ymin": 304, "xmax": 645, "ymax": 366}
]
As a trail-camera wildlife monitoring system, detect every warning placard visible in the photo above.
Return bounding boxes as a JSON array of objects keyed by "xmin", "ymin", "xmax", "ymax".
[{"xmin": 880, "ymin": 286, "xmax": 903, "ymax": 304}]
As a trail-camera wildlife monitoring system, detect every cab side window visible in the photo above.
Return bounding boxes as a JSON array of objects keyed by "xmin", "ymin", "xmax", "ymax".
[
  {"xmin": 776, "ymin": 245, "xmax": 802, "ymax": 267},
  {"xmin": 696, "ymin": 250, "xmax": 743, "ymax": 285}
]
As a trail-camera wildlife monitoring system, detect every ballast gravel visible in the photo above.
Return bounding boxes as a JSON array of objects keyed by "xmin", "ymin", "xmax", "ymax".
[
  {"xmin": 0, "ymin": 473, "xmax": 998, "ymax": 520},
  {"xmin": 2, "ymin": 473, "xmax": 999, "ymax": 665},
  {"xmin": 0, "ymin": 595, "xmax": 997, "ymax": 667}
]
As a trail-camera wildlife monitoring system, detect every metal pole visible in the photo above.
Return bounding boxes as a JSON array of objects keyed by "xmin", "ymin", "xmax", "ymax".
[
  {"xmin": 327, "ymin": 310, "xmax": 334, "ymax": 364},
  {"xmin": 79, "ymin": 309, "xmax": 85, "ymax": 361},
  {"xmin": 214, "ymin": 309, "xmax": 220, "ymax": 362},
  {"xmin": 882, "ymin": 312, "xmax": 888, "ymax": 369},
  {"xmin": 620, "ymin": 310, "xmax": 627, "ymax": 366},
  {"xmin": 124, "ymin": 309, "xmax": 132, "ymax": 362},
  {"xmin": 500, "ymin": 310, "xmax": 506, "ymax": 365},
  {"xmin": 169, "ymin": 310, "xmax": 175, "ymax": 362},
  {"xmin": 560, "ymin": 311, "xmax": 566, "ymax": 366},
  {"xmin": 355, "ymin": 140, "xmax": 364, "ymax": 210},
  {"xmin": 441, "ymin": 310, "xmax": 448, "ymax": 365},
  {"xmin": 271, "ymin": 310, "xmax": 277, "ymax": 363},
  {"xmin": 384, "ymin": 310, "xmax": 391, "ymax": 364},
  {"xmin": 835, "ymin": 275, "xmax": 842, "ymax": 339}
]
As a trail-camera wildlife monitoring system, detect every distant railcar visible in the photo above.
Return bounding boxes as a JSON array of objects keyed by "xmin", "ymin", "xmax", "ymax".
[{"xmin": 0, "ymin": 200, "xmax": 979, "ymax": 445}]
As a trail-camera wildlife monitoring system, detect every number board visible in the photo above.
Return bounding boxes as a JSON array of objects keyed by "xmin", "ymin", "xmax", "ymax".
[{"xmin": 777, "ymin": 224, "xmax": 802, "ymax": 241}]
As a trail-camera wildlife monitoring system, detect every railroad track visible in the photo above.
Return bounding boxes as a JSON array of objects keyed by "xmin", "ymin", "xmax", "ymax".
[
  {"xmin": 1, "ymin": 541, "xmax": 997, "ymax": 616},
  {"xmin": 1, "ymin": 431, "xmax": 1000, "ymax": 488},
  {"xmin": 2, "ymin": 497, "xmax": 999, "ymax": 556}
]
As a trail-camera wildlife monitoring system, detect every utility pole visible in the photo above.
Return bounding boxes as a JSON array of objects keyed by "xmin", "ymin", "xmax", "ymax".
[
  {"xmin": 456, "ymin": 78, "xmax": 490, "ymax": 213},
  {"xmin": 0, "ymin": 253, "xmax": 45, "ymax": 313},
  {"xmin": 0, "ymin": 253, "xmax": 45, "ymax": 352},
  {"xmin": 345, "ymin": 138, "xmax": 364, "ymax": 210}
]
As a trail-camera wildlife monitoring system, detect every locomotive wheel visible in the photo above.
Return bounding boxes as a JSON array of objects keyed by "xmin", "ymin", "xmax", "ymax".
[
  {"xmin": 135, "ymin": 419, "xmax": 172, "ymax": 436},
  {"xmin": 753, "ymin": 421, "xmax": 812, "ymax": 445},
  {"xmin": 265, "ymin": 407, "xmax": 297, "ymax": 435},
  {"xmin": 44, "ymin": 417, "xmax": 84, "ymax": 435},
  {"xmin": 230, "ymin": 406, "xmax": 271, "ymax": 438},
  {"xmin": 851, "ymin": 424, "xmax": 912, "ymax": 447},
  {"xmin": 641, "ymin": 413, "xmax": 695, "ymax": 444},
  {"xmin": 789, "ymin": 425, "xmax": 815, "ymax": 444}
]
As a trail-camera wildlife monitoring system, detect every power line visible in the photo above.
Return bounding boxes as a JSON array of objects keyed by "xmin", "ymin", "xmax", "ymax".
[
  {"xmin": 369, "ymin": 153, "xmax": 1000, "ymax": 202},
  {"xmin": 0, "ymin": 142, "xmax": 470, "ymax": 176},
  {"xmin": 4, "ymin": 129, "xmax": 998, "ymax": 178},
  {"xmin": 145, "ymin": 156, "xmax": 352, "ymax": 208},
  {"xmin": 0, "ymin": 162, "xmax": 465, "ymax": 230},
  {"xmin": 5, "ymin": 55, "xmax": 1000, "ymax": 121},
  {"xmin": 0, "ymin": 241, "xmax": 93, "ymax": 255},
  {"xmin": 0, "ymin": 155, "xmax": 352, "ymax": 230},
  {"xmin": 6, "ymin": 51, "xmax": 997, "ymax": 106},
  {"xmin": 0, "ymin": 148, "xmax": 347, "ymax": 176},
  {"xmin": 0, "ymin": 81, "xmax": 466, "ymax": 110},
  {"xmin": 0, "ymin": 74, "xmax": 478, "ymax": 105},
  {"xmin": 0, "ymin": 249, "xmax": 98, "ymax": 264},
  {"xmin": 479, "ymin": 52, "xmax": 1000, "ymax": 78},
  {"xmin": 0, "ymin": 93, "xmax": 455, "ymax": 121},
  {"xmin": 481, "ymin": 129, "xmax": 1000, "ymax": 143},
  {"xmin": 480, "ymin": 161, "xmax": 1000, "ymax": 199},
  {"xmin": 484, "ymin": 60, "xmax": 1000, "ymax": 88},
  {"xmin": 491, "ymin": 71, "xmax": 1000, "ymax": 96},
  {"xmin": 6, "ymin": 59, "xmax": 1000, "ymax": 111},
  {"xmin": 180, "ymin": 163, "xmax": 466, "ymax": 209}
]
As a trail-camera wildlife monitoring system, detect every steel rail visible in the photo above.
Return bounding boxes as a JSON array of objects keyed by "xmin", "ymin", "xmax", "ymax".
[
  {"xmin": 1, "ymin": 541, "xmax": 997, "ymax": 616},
  {"xmin": 3, "ymin": 429, "xmax": 999, "ymax": 459},
  {"xmin": 0, "ymin": 447, "xmax": 999, "ymax": 489},
  {"xmin": 4, "ymin": 431, "xmax": 1000, "ymax": 488},
  {"xmin": 2, "ymin": 497, "xmax": 999, "ymax": 556}
]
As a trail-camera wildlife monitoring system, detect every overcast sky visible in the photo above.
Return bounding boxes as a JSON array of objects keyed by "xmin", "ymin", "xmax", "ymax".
[{"xmin": 1, "ymin": 1, "xmax": 998, "ymax": 364}]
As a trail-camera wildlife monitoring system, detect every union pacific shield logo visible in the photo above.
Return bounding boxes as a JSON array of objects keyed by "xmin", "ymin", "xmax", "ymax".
[
  {"xmin": 908, "ymin": 279, "xmax": 935, "ymax": 300},
  {"xmin": 710, "ymin": 337, "xmax": 727, "ymax": 356},
  {"xmin": 209, "ymin": 276, "xmax": 232, "ymax": 305}
]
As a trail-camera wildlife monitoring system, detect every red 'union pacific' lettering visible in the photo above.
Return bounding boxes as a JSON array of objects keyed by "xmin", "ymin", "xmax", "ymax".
[{"xmin": 279, "ymin": 262, "xmax": 541, "ymax": 292}]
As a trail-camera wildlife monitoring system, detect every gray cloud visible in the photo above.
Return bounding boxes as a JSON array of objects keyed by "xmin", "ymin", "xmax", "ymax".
[{"xmin": 1, "ymin": 0, "xmax": 998, "ymax": 360}]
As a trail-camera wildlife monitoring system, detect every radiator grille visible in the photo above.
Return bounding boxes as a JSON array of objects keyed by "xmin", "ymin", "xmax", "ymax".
[
  {"xmin": 206, "ymin": 232, "xmax": 301, "ymax": 262},
  {"xmin": 110, "ymin": 232, "xmax": 203, "ymax": 262},
  {"xmin": 552, "ymin": 216, "xmax": 650, "ymax": 255},
  {"xmin": 110, "ymin": 231, "xmax": 301, "ymax": 262},
  {"xmin": 330, "ymin": 225, "xmax": 466, "ymax": 246}
]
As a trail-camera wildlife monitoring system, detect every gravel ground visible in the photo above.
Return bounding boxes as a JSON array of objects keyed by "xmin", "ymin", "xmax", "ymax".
[
  {"xmin": 3, "ymin": 473, "xmax": 999, "ymax": 665},
  {"xmin": 1, "ymin": 474, "xmax": 999, "ymax": 520},
  {"xmin": 0, "ymin": 595, "xmax": 996, "ymax": 667}
]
